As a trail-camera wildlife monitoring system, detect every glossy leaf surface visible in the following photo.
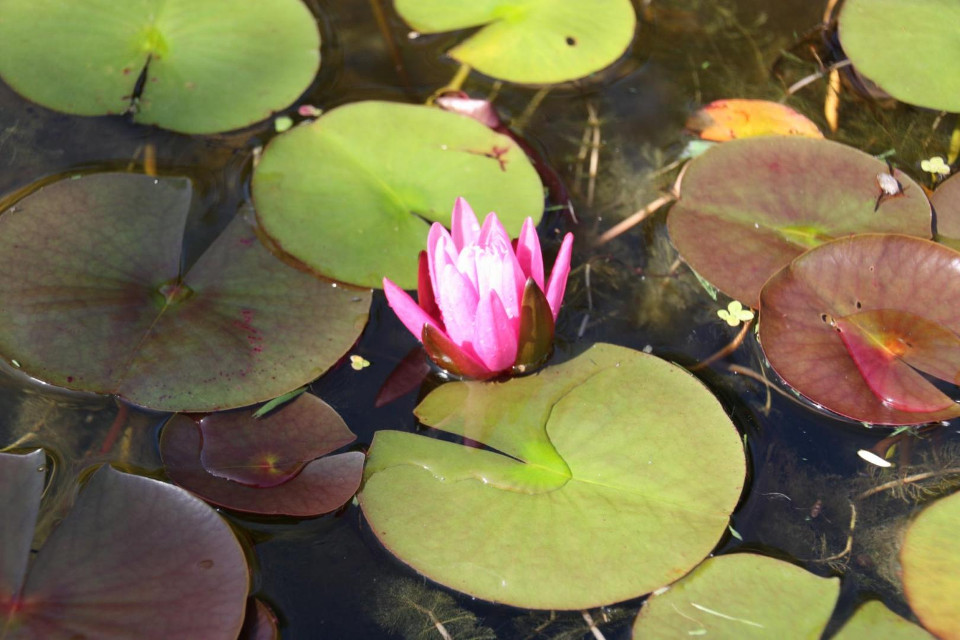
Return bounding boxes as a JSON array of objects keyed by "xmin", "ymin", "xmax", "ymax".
[
  {"xmin": 0, "ymin": 459, "xmax": 249, "ymax": 639},
  {"xmin": 633, "ymin": 553, "xmax": 838, "ymax": 638},
  {"xmin": 0, "ymin": 0, "xmax": 320, "ymax": 133},
  {"xmin": 0, "ymin": 173, "xmax": 370, "ymax": 412},
  {"xmin": 839, "ymin": 0, "xmax": 960, "ymax": 112},
  {"xmin": 668, "ymin": 137, "xmax": 931, "ymax": 305},
  {"xmin": 253, "ymin": 101, "xmax": 543, "ymax": 289},
  {"xmin": 901, "ymin": 491, "xmax": 960, "ymax": 640},
  {"xmin": 162, "ymin": 413, "xmax": 364, "ymax": 516},
  {"xmin": 199, "ymin": 393, "xmax": 357, "ymax": 487},
  {"xmin": 360, "ymin": 343, "xmax": 745, "ymax": 609},
  {"xmin": 393, "ymin": 0, "xmax": 636, "ymax": 84},
  {"xmin": 760, "ymin": 234, "xmax": 960, "ymax": 424}
]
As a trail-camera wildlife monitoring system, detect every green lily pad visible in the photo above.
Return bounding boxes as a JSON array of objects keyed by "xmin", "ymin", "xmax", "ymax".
[
  {"xmin": 252, "ymin": 101, "xmax": 544, "ymax": 289},
  {"xmin": 930, "ymin": 172, "xmax": 960, "ymax": 251},
  {"xmin": 667, "ymin": 137, "xmax": 931, "ymax": 305},
  {"xmin": 0, "ymin": 0, "xmax": 320, "ymax": 134},
  {"xmin": 759, "ymin": 234, "xmax": 960, "ymax": 425},
  {"xmin": 393, "ymin": 0, "xmax": 636, "ymax": 84},
  {"xmin": 0, "ymin": 172, "xmax": 370, "ymax": 412},
  {"xmin": 901, "ymin": 491, "xmax": 960, "ymax": 639},
  {"xmin": 833, "ymin": 601, "xmax": 934, "ymax": 640},
  {"xmin": 0, "ymin": 455, "xmax": 249, "ymax": 639},
  {"xmin": 359, "ymin": 343, "xmax": 745, "ymax": 609},
  {"xmin": 632, "ymin": 553, "xmax": 839, "ymax": 638},
  {"xmin": 839, "ymin": 0, "xmax": 960, "ymax": 112}
]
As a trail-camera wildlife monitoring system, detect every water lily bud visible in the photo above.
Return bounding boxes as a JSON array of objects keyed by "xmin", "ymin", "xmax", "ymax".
[{"xmin": 383, "ymin": 197, "xmax": 573, "ymax": 379}]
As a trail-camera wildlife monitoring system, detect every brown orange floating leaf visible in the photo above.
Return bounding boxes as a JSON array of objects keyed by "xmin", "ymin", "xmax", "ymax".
[{"xmin": 687, "ymin": 99, "xmax": 823, "ymax": 142}]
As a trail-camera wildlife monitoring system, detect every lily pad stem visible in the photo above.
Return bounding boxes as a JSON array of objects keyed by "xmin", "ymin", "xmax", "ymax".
[{"xmin": 428, "ymin": 63, "xmax": 472, "ymax": 104}]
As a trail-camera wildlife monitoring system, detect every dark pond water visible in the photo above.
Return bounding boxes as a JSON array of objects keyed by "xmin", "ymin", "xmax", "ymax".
[{"xmin": 1, "ymin": 0, "xmax": 958, "ymax": 638}]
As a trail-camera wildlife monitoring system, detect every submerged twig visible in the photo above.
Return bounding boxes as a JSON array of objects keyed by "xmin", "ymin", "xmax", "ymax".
[
  {"xmin": 513, "ymin": 87, "xmax": 551, "ymax": 132},
  {"xmin": 784, "ymin": 59, "xmax": 851, "ymax": 96},
  {"xmin": 99, "ymin": 401, "xmax": 129, "ymax": 455},
  {"xmin": 401, "ymin": 596, "xmax": 453, "ymax": 640},
  {"xmin": 810, "ymin": 502, "xmax": 856, "ymax": 563},
  {"xmin": 577, "ymin": 262, "xmax": 593, "ymax": 339},
  {"xmin": 368, "ymin": 0, "xmax": 412, "ymax": 92},
  {"xmin": 690, "ymin": 320, "xmax": 752, "ymax": 371},
  {"xmin": 726, "ymin": 365, "xmax": 796, "ymax": 403},
  {"xmin": 581, "ymin": 610, "xmax": 606, "ymax": 640},
  {"xmin": 856, "ymin": 468, "xmax": 960, "ymax": 500},
  {"xmin": 594, "ymin": 193, "xmax": 676, "ymax": 246}
]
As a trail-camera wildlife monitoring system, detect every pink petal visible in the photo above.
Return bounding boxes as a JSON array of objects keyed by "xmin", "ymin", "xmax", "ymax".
[
  {"xmin": 435, "ymin": 94, "xmax": 503, "ymax": 129},
  {"xmin": 477, "ymin": 212, "xmax": 525, "ymax": 315},
  {"xmin": 473, "ymin": 290, "xmax": 518, "ymax": 373},
  {"xmin": 416, "ymin": 250, "xmax": 442, "ymax": 324},
  {"xmin": 477, "ymin": 211, "xmax": 513, "ymax": 252},
  {"xmin": 427, "ymin": 222, "xmax": 457, "ymax": 301},
  {"xmin": 545, "ymin": 232, "xmax": 574, "ymax": 319},
  {"xmin": 383, "ymin": 277, "xmax": 442, "ymax": 341},
  {"xmin": 515, "ymin": 217, "xmax": 545, "ymax": 291},
  {"xmin": 474, "ymin": 250, "xmax": 522, "ymax": 329},
  {"xmin": 434, "ymin": 261, "xmax": 479, "ymax": 348},
  {"xmin": 451, "ymin": 198, "xmax": 481, "ymax": 252}
]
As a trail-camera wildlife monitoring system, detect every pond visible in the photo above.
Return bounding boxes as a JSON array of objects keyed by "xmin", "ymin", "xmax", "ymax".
[{"xmin": 0, "ymin": 0, "xmax": 958, "ymax": 638}]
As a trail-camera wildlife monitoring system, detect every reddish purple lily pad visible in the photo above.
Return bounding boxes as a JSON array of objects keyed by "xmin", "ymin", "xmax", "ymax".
[
  {"xmin": 239, "ymin": 599, "xmax": 280, "ymax": 640},
  {"xmin": 0, "ymin": 453, "xmax": 249, "ymax": 639},
  {"xmin": 0, "ymin": 449, "xmax": 46, "ymax": 606},
  {"xmin": 668, "ymin": 137, "xmax": 931, "ymax": 305},
  {"xmin": 0, "ymin": 172, "xmax": 370, "ymax": 412},
  {"xmin": 199, "ymin": 393, "xmax": 356, "ymax": 488},
  {"xmin": 759, "ymin": 233, "xmax": 960, "ymax": 425},
  {"xmin": 161, "ymin": 402, "xmax": 363, "ymax": 516},
  {"xmin": 931, "ymin": 172, "xmax": 960, "ymax": 251}
]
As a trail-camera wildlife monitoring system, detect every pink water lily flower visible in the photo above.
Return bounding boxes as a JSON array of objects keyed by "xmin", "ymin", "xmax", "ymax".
[{"xmin": 383, "ymin": 198, "xmax": 574, "ymax": 380}]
